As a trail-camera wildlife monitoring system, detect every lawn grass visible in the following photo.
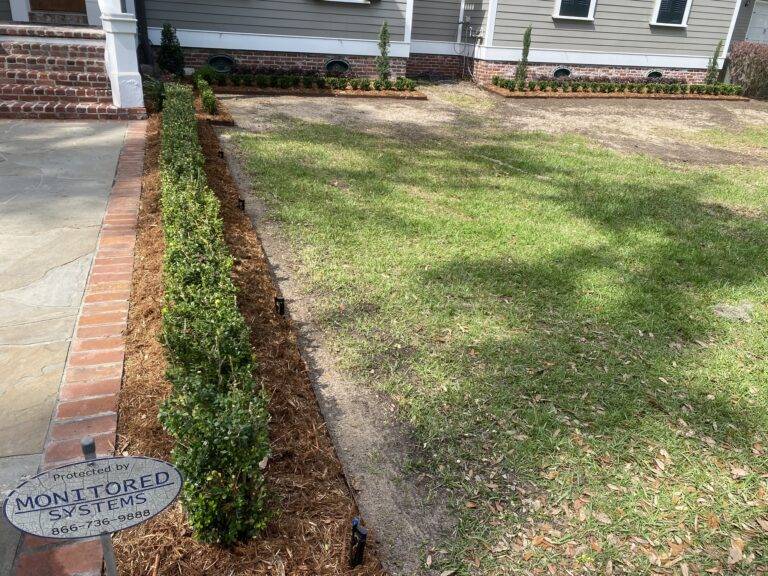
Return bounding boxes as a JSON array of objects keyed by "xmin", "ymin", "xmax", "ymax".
[
  {"xmin": 234, "ymin": 118, "xmax": 768, "ymax": 575},
  {"xmin": 676, "ymin": 125, "xmax": 768, "ymax": 152}
]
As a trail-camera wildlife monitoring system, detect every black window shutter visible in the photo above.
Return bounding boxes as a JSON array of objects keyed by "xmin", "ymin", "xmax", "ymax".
[
  {"xmin": 656, "ymin": 0, "xmax": 688, "ymax": 24},
  {"xmin": 559, "ymin": 0, "xmax": 591, "ymax": 17}
]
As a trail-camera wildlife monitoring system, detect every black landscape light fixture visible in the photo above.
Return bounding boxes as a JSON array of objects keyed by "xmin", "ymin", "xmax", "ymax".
[
  {"xmin": 274, "ymin": 297, "xmax": 286, "ymax": 316},
  {"xmin": 238, "ymin": 198, "xmax": 246, "ymax": 211},
  {"xmin": 350, "ymin": 517, "xmax": 368, "ymax": 567}
]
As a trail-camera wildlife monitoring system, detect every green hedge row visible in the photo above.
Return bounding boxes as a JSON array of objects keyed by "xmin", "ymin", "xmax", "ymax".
[
  {"xmin": 194, "ymin": 77, "xmax": 217, "ymax": 114},
  {"xmin": 194, "ymin": 65, "xmax": 417, "ymax": 92},
  {"xmin": 159, "ymin": 83, "xmax": 270, "ymax": 545},
  {"xmin": 491, "ymin": 76, "xmax": 744, "ymax": 96}
]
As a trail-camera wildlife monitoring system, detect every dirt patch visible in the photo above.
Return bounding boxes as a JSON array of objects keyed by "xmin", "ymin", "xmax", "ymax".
[
  {"xmin": 218, "ymin": 128, "xmax": 456, "ymax": 576},
  {"xmin": 224, "ymin": 81, "xmax": 768, "ymax": 165},
  {"xmin": 113, "ymin": 114, "xmax": 386, "ymax": 576}
]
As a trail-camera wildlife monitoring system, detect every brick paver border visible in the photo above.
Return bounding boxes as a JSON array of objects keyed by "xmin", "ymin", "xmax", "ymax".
[{"xmin": 12, "ymin": 120, "xmax": 147, "ymax": 576}]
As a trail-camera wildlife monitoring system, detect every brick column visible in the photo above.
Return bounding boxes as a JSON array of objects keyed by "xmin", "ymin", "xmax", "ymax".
[{"xmin": 13, "ymin": 121, "xmax": 146, "ymax": 576}]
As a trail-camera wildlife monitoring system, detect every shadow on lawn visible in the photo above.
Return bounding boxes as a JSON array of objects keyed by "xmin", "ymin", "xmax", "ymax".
[
  {"xmin": 417, "ymin": 143, "xmax": 768, "ymax": 460},
  {"xmin": 240, "ymin": 120, "xmax": 768, "ymax": 468}
]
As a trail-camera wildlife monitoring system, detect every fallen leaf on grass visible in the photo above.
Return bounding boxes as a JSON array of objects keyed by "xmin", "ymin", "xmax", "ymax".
[
  {"xmin": 594, "ymin": 511, "xmax": 612, "ymax": 525},
  {"xmin": 440, "ymin": 570, "xmax": 457, "ymax": 576},
  {"xmin": 730, "ymin": 466, "xmax": 749, "ymax": 479},
  {"xmin": 728, "ymin": 538, "xmax": 745, "ymax": 565}
]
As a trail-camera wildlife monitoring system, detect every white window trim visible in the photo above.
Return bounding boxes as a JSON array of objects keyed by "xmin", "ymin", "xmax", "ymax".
[
  {"xmin": 552, "ymin": 0, "xmax": 597, "ymax": 21},
  {"xmin": 649, "ymin": 0, "xmax": 692, "ymax": 28}
]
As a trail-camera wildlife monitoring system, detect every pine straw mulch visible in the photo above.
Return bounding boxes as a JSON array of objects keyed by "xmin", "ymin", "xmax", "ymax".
[{"xmin": 113, "ymin": 113, "xmax": 385, "ymax": 576}]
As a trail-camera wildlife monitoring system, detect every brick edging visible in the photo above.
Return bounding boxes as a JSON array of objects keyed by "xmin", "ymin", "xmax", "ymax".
[{"xmin": 12, "ymin": 120, "xmax": 147, "ymax": 576}]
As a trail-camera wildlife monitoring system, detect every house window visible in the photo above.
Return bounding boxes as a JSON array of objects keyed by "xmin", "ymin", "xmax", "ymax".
[
  {"xmin": 651, "ymin": 0, "xmax": 692, "ymax": 27},
  {"xmin": 553, "ymin": 0, "xmax": 597, "ymax": 20}
]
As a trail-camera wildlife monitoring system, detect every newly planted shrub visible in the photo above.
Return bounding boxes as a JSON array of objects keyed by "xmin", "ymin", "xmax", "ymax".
[
  {"xmin": 157, "ymin": 23, "xmax": 184, "ymax": 76},
  {"xmin": 376, "ymin": 21, "xmax": 391, "ymax": 81},
  {"xmin": 159, "ymin": 84, "xmax": 270, "ymax": 545},
  {"xmin": 515, "ymin": 25, "xmax": 532, "ymax": 83},
  {"xmin": 195, "ymin": 78, "xmax": 217, "ymax": 114},
  {"xmin": 705, "ymin": 39, "xmax": 724, "ymax": 85}
]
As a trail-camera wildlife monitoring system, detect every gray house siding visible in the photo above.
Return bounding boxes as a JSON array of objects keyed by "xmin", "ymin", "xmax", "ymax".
[
  {"xmin": 731, "ymin": 1, "xmax": 754, "ymax": 42},
  {"xmin": 463, "ymin": 0, "xmax": 490, "ymax": 42},
  {"xmin": 0, "ymin": 0, "xmax": 11, "ymax": 22},
  {"xmin": 144, "ymin": 0, "xmax": 407, "ymax": 41},
  {"xmin": 412, "ymin": 0, "xmax": 462, "ymax": 42},
  {"xmin": 492, "ymin": 0, "xmax": 736, "ymax": 57}
]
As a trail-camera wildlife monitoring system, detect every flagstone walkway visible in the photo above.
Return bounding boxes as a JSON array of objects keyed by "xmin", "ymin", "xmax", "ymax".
[{"xmin": 0, "ymin": 120, "xmax": 128, "ymax": 576}]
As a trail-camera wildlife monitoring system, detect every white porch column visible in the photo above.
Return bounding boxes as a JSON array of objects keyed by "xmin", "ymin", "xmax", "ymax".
[
  {"xmin": 98, "ymin": 0, "xmax": 144, "ymax": 108},
  {"xmin": 9, "ymin": 0, "xmax": 30, "ymax": 22}
]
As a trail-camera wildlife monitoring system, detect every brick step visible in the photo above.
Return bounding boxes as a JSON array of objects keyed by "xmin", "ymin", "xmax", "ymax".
[
  {"xmin": 0, "ymin": 99, "xmax": 146, "ymax": 120},
  {"xmin": 0, "ymin": 40, "xmax": 105, "ymax": 59},
  {"xmin": 0, "ymin": 69, "xmax": 110, "ymax": 89},
  {"xmin": 1, "ymin": 55, "xmax": 106, "ymax": 73},
  {"xmin": 0, "ymin": 83, "xmax": 113, "ymax": 103},
  {"xmin": 0, "ymin": 23, "xmax": 105, "ymax": 40}
]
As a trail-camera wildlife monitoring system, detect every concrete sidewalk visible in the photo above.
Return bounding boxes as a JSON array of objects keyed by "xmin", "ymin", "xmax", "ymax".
[{"xmin": 0, "ymin": 120, "xmax": 128, "ymax": 575}]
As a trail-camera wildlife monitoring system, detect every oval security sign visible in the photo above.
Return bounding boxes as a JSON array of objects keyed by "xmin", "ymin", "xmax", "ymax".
[{"xmin": 2, "ymin": 456, "xmax": 182, "ymax": 539}]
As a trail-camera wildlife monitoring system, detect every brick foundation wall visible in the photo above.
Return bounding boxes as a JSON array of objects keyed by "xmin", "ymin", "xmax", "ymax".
[
  {"xmin": 177, "ymin": 45, "xmax": 707, "ymax": 85},
  {"xmin": 472, "ymin": 59, "xmax": 708, "ymax": 85},
  {"xmin": 406, "ymin": 53, "xmax": 468, "ymax": 79},
  {"xmin": 179, "ymin": 47, "xmax": 407, "ymax": 78}
]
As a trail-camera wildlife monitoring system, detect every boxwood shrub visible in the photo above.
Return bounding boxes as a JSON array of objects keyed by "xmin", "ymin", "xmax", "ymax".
[
  {"xmin": 159, "ymin": 83, "xmax": 270, "ymax": 545},
  {"xmin": 194, "ymin": 77, "xmax": 217, "ymax": 114}
]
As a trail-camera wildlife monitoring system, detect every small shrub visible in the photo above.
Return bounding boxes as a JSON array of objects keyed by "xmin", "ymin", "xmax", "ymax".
[
  {"xmin": 196, "ymin": 78, "xmax": 217, "ymax": 114},
  {"xmin": 302, "ymin": 75, "xmax": 315, "ymax": 89},
  {"xmin": 255, "ymin": 75, "xmax": 269, "ymax": 88},
  {"xmin": 215, "ymin": 74, "xmax": 228, "ymax": 87},
  {"xmin": 373, "ymin": 79, "xmax": 384, "ymax": 90},
  {"xmin": 157, "ymin": 23, "xmax": 185, "ymax": 76},
  {"xmin": 231, "ymin": 74, "xmax": 243, "ymax": 87},
  {"xmin": 359, "ymin": 78, "xmax": 371, "ymax": 90},
  {"xmin": 193, "ymin": 65, "xmax": 218, "ymax": 84},
  {"xmin": 350, "ymin": 78, "xmax": 360, "ymax": 90},
  {"xmin": 142, "ymin": 76, "xmax": 165, "ymax": 113},
  {"xmin": 316, "ymin": 76, "xmax": 327, "ymax": 89},
  {"xmin": 243, "ymin": 74, "xmax": 254, "ymax": 87}
]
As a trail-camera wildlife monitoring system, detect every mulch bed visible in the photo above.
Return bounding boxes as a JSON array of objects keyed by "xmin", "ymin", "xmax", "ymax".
[
  {"xmin": 113, "ymin": 114, "xmax": 385, "ymax": 576},
  {"xmin": 483, "ymin": 83, "xmax": 750, "ymax": 101},
  {"xmin": 194, "ymin": 94, "xmax": 235, "ymax": 126},
  {"xmin": 212, "ymin": 85, "xmax": 428, "ymax": 100}
]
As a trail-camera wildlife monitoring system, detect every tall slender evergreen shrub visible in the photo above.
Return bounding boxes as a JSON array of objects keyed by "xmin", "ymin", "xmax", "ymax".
[
  {"xmin": 376, "ymin": 21, "xmax": 391, "ymax": 81},
  {"xmin": 515, "ymin": 25, "xmax": 532, "ymax": 83},
  {"xmin": 705, "ymin": 39, "xmax": 724, "ymax": 85}
]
